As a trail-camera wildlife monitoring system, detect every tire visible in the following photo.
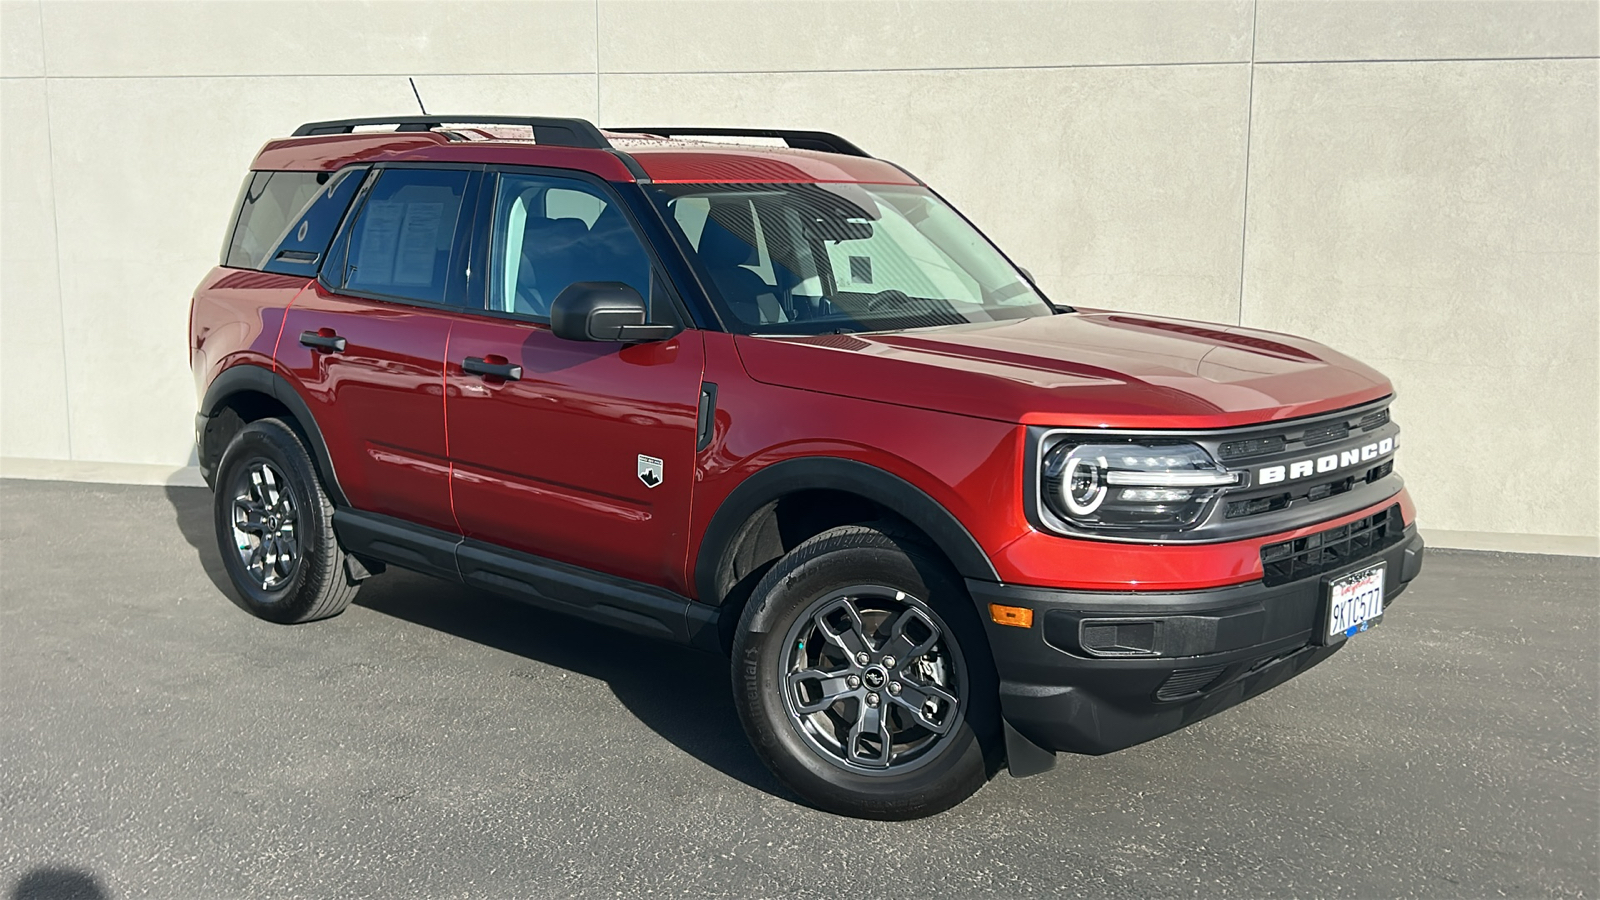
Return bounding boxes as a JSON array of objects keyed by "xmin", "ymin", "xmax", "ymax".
[
  {"xmin": 732, "ymin": 523, "xmax": 1002, "ymax": 819},
  {"xmin": 213, "ymin": 417, "xmax": 359, "ymax": 624}
]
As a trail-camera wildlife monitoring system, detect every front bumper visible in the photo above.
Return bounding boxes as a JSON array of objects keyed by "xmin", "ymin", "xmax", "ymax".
[{"xmin": 972, "ymin": 524, "xmax": 1424, "ymax": 762}]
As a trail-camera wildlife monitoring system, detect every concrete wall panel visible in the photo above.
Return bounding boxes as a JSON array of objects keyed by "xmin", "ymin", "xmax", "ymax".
[
  {"xmin": 37, "ymin": 1, "xmax": 596, "ymax": 77},
  {"xmin": 0, "ymin": 77, "xmax": 70, "ymax": 459},
  {"xmin": 1256, "ymin": 0, "xmax": 1599, "ymax": 62},
  {"xmin": 41, "ymin": 73, "xmax": 591, "ymax": 464},
  {"xmin": 599, "ymin": 0, "xmax": 1252, "ymax": 72},
  {"xmin": 1, "ymin": 0, "xmax": 44, "ymax": 77},
  {"xmin": 1, "ymin": 0, "xmax": 1595, "ymax": 547},
  {"xmin": 406, "ymin": 73, "xmax": 596, "ymax": 119},
  {"xmin": 1242, "ymin": 59, "xmax": 1598, "ymax": 537},
  {"xmin": 603, "ymin": 64, "xmax": 1251, "ymax": 324}
]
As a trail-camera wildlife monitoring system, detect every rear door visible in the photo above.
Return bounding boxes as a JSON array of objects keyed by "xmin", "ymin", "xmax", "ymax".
[
  {"xmin": 443, "ymin": 169, "xmax": 705, "ymax": 592},
  {"xmin": 276, "ymin": 165, "xmax": 481, "ymax": 533}
]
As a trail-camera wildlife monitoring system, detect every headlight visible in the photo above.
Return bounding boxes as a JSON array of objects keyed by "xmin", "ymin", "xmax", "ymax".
[{"xmin": 1040, "ymin": 440, "xmax": 1238, "ymax": 533}]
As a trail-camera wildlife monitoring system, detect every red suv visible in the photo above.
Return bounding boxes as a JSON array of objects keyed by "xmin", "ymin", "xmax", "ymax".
[{"xmin": 191, "ymin": 116, "xmax": 1423, "ymax": 819}]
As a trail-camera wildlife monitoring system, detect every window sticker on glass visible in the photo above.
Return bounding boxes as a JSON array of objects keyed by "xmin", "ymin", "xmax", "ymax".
[
  {"xmin": 354, "ymin": 201, "xmax": 403, "ymax": 285},
  {"xmin": 393, "ymin": 202, "xmax": 443, "ymax": 286}
]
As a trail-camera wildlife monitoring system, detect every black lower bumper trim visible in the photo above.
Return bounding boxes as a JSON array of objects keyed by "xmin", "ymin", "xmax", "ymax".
[{"xmin": 973, "ymin": 526, "xmax": 1423, "ymax": 761}]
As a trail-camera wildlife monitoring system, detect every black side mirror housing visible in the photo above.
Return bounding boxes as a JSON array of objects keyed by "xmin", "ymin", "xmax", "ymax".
[{"xmin": 549, "ymin": 282, "xmax": 680, "ymax": 343}]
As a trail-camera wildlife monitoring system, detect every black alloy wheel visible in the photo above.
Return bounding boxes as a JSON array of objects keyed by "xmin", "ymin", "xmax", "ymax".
[
  {"xmin": 733, "ymin": 523, "xmax": 1001, "ymax": 819},
  {"xmin": 780, "ymin": 586, "xmax": 967, "ymax": 775},
  {"xmin": 213, "ymin": 418, "xmax": 360, "ymax": 623}
]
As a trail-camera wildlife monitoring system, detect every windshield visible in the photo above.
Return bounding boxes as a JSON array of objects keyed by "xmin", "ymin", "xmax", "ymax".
[{"xmin": 647, "ymin": 182, "xmax": 1055, "ymax": 335}]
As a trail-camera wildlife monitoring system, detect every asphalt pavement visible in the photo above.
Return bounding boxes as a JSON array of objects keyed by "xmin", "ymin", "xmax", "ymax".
[{"xmin": 1, "ymin": 479, "xmax": 1595, "ymax": 899}]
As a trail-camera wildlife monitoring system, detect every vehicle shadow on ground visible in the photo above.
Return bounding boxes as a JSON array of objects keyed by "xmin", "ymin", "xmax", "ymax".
[
  {"xmin": 166, "ymin": 484, "xmax": 239, "ymax": 603},
  {"xmin": 9, "ymin": 866, "xmax": 109, "ymax": 900},
  {"xmin": 163, "ymin": 486, "xmax": 793, "ymax": 802}
]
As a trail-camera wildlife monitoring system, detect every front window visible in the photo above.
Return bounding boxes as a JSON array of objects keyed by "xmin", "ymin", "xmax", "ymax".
[
  {"xmin": 487, "ymin": 172, "xmax": 653, "ymax": 319},
  {"xmin": 648, "ymin": 182, "xmax": 1053, "ymax": 334}
]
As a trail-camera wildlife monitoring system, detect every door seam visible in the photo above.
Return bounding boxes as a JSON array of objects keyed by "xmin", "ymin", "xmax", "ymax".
[
  {"xmin": 271, "ymin": 278, "xmax": 316, "ymax": 374},
  {"xmin": 442, "ymin": 319, "xmax": 464, "ymax": 534}
]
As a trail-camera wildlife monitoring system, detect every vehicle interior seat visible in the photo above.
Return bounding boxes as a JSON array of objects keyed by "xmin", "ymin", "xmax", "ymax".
[{"xmin": 697, "ymin": 218, "xmax": 785, "ymax": 326}]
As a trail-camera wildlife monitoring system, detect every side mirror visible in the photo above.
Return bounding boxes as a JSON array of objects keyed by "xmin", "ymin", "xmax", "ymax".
[{"xmin": 549, "ymin": 282, "xmax": 680, "ymax": 343}]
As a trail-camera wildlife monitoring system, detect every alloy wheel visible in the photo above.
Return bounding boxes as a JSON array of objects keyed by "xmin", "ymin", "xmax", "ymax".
[
  {"xmin": 780, "ymin": 585, "xmax": 967, "ymax": 774},
  {"xmin": 230, "ymin": 459, "xmax": 301, "ymax": 590}
]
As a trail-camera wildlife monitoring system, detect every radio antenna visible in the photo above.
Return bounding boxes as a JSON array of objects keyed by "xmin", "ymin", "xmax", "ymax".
[{"xmin": 408, "ymin": 77, "xmax": 429, "ymax": 115}]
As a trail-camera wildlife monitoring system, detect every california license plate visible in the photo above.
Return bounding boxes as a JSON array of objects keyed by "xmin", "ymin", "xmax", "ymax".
[{"xmin": 1323, "ymin": 563, "xmax": 1386, "ymax": 644}]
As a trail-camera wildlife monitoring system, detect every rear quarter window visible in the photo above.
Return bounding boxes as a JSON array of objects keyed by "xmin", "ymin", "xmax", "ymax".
[{"xmin": 223, "ymin": 171, "xmax": 322, "ymax": 269}]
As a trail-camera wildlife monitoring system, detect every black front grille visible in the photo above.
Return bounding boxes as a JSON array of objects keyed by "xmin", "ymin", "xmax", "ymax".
[
  {"xmin": 1301, "ymin": 421, "xmax": 1351, "ymax": 446},
  {"xmin": 1227, "ymin": 493, "xmax": 1291, "ymax": 518},
  {"xmin": 1156, "ymin": 665, "xmax": 1227, "ymax": 701},
  {"xmin": 1260, "ymin": 505, "xmax": 1404, "ymax": 587},
  {"xmin": 1219, "ymin": 435, "xmax": 1287, "ymax": 460}
]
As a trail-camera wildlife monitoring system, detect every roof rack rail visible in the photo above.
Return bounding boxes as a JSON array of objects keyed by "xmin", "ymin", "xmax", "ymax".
[
  {"xmin": 290, "ymin": 116, "xmax": 610, "ymax": 149},
  {"xmin": 606, "ymin": 127, "xmax": 870, "ymax": 158}
]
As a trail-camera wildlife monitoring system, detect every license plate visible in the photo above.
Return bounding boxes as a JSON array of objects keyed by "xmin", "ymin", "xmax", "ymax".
[{"xmin": 1323, "ymin": 563, "xmax": 1386, "ymax": 644}]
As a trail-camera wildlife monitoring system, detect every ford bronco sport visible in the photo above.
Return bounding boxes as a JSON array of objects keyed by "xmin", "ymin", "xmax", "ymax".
[{"xmin": 191, "ymin": 116, "xmax": 1424, "ymax": 819}]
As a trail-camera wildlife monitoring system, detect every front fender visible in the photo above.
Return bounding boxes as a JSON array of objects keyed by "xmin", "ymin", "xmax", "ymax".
[{"xmin": 692, "ymin": 456, "xmax": 1000, "ymax": 606}]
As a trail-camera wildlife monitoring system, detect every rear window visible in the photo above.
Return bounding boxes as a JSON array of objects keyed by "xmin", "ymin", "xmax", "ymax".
[
  {"xmin": 223, "ymin": 171, "xmax": 322, "ymax": 269},
  {"xmin": 340, "ymin": 168, "xmax": 471, "ymax": 305}
]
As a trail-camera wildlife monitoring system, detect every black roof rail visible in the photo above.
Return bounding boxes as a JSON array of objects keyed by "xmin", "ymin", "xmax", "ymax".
[
  {"xmin": 605, "ymin": 127, "xmax": 871, "ymax": 158},
  {"xmin": 290, "ymin": 116, "xmax": 610, "ymax": 150}
]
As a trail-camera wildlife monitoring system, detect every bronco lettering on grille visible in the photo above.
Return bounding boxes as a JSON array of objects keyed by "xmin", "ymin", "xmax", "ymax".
[{"xmin": 1257, "ymin": 437, "xmax": 1394, "ymax": 485}]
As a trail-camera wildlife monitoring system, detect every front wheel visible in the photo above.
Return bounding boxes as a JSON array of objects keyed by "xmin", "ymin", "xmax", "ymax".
[{"xmin": 732, "ymin": 524, "xmax": 1001, "ymax": 819}]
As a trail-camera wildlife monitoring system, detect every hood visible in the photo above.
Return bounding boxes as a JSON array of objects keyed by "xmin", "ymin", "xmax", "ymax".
[{"xmin": 733, "ymin": 311, "xmax": 1392, "ymax": 429}]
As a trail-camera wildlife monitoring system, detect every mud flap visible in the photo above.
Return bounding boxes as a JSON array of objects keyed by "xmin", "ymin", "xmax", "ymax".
[{"xmin": 1004, "ymin": 719, "xmax": 1057, "ymax": 778}]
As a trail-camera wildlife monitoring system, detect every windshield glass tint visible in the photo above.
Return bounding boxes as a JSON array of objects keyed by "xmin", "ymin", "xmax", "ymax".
[{"xmin": 647, "ymin": 182, "xmax": 1052, "ymax": 334}]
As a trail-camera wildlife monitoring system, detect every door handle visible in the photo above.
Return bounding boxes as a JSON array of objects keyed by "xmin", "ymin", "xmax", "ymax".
[
  {"xmin": 299, "ymin": 330, "xmax": 347, "ymax": 353},
  {"xmin": 462, "ymin": 356, "xmax": 522, "ymax": 381}
]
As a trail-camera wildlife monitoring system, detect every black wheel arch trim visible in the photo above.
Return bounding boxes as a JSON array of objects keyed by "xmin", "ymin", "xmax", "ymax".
[
  {"xmin": 199, "ymin": 364, "xmax": 348, "ymax": 508},
  {"xmin": 694, "ymin": 456, "xmax": 1000, "ymax": 605}
]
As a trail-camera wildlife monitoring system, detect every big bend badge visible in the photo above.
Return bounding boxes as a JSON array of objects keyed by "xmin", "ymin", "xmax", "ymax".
[{"xmin": 637, "ymin": 454, "xmax": 664, "ymax": 489}]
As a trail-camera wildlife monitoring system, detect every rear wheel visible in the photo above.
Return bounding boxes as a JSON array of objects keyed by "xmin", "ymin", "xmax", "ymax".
[
  {"xmin": 732, "ymin": 524, "xmax": 1000, "ymax": 819},
  {"xmin": 213, "ymin": 418, "xmax": 359, "ymax": 623}
]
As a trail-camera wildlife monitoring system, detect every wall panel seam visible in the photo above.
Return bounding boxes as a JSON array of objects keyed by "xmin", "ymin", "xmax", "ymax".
[
  {"xmin": 30, "ymin": 55, "xmax": 1593, "ymax": 82},
  {"xmin": 36, "ymin": 1, "xmax": 72, "ymax": 459},
  {"xmin": 1236, "ymin": 0, "xmax": 1258, "ymax": 328},
  {"xmin": 1255, "ymin": 55, "xmax": 1599, "ymax": 66},
  {"xmin": 593, "ymin": 0, "xmax": 601, "ymax": 120},
  {"xmin": 24, "ymin": 61, "xmax": 1256, "ymax": 81}
]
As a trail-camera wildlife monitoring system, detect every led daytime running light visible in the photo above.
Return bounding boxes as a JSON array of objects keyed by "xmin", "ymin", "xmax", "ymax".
[
  {"xmin": 1105, "ymin": 470, "xmax": 1239, "ymax": 488},
  {"xmin": 1060, "ymin": 455, "xmax": 1109, "ymax": 515}
]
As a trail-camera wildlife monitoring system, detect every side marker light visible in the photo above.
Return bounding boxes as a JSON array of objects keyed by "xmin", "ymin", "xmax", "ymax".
[{"xmin": 989, "ymin": 603, "xmax": 1034, "ymax": 628}]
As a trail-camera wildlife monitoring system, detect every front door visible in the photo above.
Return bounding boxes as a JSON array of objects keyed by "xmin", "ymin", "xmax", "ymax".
[
  {"xmin": 277, "ymin": 165, "xmax": 480, "ymax": 533},
  {"xmin": 444, "ymin": 170, "xmax": 704, "ymax": 593}
]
